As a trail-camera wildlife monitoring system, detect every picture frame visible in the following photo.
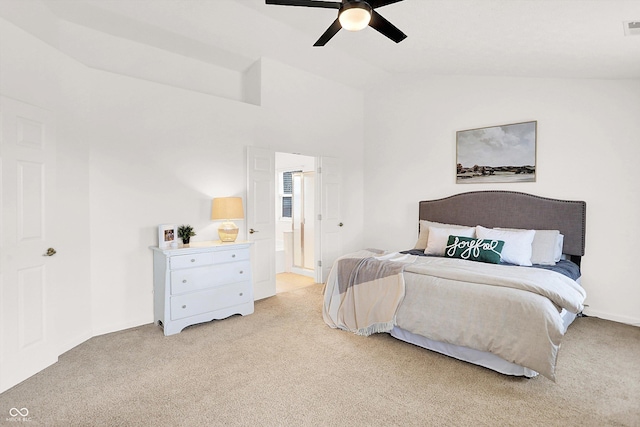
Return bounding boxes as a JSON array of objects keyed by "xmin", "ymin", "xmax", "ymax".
[
  {"xmin": 158, "ymin": 224, "xmax": 177, "ymax": 248},
  {"xmin": 456, "ymin": 121, "xmax": 537, "ymax": 184}
]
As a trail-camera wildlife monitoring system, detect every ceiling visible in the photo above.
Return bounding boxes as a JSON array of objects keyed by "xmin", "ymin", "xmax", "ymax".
[{"xmin": 7, "ymin": 0, "xmax": 640, "ymax": 89}]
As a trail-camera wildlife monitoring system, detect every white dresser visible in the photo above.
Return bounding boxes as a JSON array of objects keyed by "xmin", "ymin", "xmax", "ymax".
[{"xmin": 150, "ymin": 241, "xmax": 254, "ymax": 336}]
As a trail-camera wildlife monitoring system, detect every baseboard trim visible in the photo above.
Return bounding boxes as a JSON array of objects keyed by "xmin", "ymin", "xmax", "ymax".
[
  {"xmin": 57, "ymin": 332, "xmax": 92, "ymax": 356},
  {"xmin": 92, "ymin": 317, "xmax": 153, "ymax": 338},
  {"xmin": 583, "ymin": 308, "xmax": 640, "ymax": 327}
]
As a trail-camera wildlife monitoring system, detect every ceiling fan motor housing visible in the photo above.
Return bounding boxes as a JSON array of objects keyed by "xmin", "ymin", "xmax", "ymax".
[{"xmin": 341, "ymin": 0, "xmax": 373, "ymax": 12}]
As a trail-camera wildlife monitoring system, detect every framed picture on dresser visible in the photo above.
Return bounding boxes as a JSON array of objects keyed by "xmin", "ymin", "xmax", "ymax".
[{"xmin": 158, "ymin": 224, "xmax": 177, "ymax": 248}]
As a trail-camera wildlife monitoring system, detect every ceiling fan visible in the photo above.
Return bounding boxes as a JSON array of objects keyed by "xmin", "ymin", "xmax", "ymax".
[{"xmin": 265, "ymin": 0, "xmax": 407, "ymax": 46}]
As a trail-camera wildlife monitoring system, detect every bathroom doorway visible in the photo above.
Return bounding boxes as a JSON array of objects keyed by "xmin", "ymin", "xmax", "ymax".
[{"xmin": 275, "ymin": 153, "xmax": 316, "ymax": 293}]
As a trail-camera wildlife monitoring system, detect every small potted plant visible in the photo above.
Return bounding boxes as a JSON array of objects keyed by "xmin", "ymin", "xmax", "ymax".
[{"xmin": 178, "ymin": 224, "xmax": 196, "ymax": 245}]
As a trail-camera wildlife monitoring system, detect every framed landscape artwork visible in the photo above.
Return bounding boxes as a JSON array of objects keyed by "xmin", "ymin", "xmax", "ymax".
[{"xmin": 456, "ymin": 121, "xmax": 537, "ymax": 184}]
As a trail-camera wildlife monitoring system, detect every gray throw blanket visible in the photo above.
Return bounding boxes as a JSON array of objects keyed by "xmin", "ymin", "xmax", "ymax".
[{"xmin": 323, "ymin": 250, "xmax": 417, "ymax": 336}]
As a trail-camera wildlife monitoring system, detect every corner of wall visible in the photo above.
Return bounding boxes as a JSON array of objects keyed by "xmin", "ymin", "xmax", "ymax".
[{"xmin": 242, "ymin": 58, "xmax": 262, "ymax": 106}]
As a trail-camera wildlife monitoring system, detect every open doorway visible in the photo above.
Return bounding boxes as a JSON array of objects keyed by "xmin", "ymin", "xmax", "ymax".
[
  {"xmin": 248, "ymin": 148, "xmax": 342, "ymax": 299},
  {"xmin": 275, "ymin": 152, "xmax": 317, "ymax": 293}
]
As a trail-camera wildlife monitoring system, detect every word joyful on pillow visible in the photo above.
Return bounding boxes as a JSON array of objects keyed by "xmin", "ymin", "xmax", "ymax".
[{"xmin": 444, "ymin": 236, "xmax": 505, "ymax": 264}]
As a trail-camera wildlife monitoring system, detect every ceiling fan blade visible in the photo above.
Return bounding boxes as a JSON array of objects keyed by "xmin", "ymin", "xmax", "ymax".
[
  {"xmin": 314, "ymin": 18, "xmax": 342, "ymax": 46},
  {"xmin": 265, "ymin": 0, "xmax": 341, "ymax": 9},
  {"xmin": 369, "ymin": 0, "xmax": 404, "ymax": 8},
  {"xmin": 368, "ymin": 10, "xmax": 407, "ymax": 43}
]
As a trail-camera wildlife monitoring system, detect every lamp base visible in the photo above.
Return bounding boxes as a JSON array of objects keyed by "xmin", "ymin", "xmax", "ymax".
[{"xmin": 218, "ymin": 221, "xmax": 239, "ymax": 242}]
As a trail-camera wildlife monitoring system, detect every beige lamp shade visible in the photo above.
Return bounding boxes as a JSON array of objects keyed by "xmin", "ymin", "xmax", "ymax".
[{"xmin": 211, "ymin": 197, "xmax": 244, "ymax": 242}]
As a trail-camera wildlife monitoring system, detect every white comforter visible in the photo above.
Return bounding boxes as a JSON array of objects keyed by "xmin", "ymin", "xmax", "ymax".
[
  {"xmin": 397, "ymin": 256, "xmax": 586, "ymax": 380},
  {"xmin": 323, "ymin": 250, "xmax": 586, "ymax": 381}
]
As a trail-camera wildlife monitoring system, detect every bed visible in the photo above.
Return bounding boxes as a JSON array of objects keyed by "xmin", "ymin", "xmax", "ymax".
[{"xmin": 323, "ymin": 191, "xmax": 586, "ymax": 381}]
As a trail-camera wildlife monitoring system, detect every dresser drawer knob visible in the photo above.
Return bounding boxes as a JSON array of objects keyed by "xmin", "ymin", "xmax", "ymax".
[
  {"xmin": 182, "ymin": 305, "xmax": 187, "ymax": 309},
  {"xmin": 182, "ymin": 279, "xmax": 187, "ymax": 283},
  {"xmin": 239, "ymin": 270, "xmax": 243, "ymax": 274},
  {"xmin": 232, "ymin": 254, "xmax": 236, "ymax": 258},
  {"xmin": 190, "ymin": 259, "xmax": 196, "ymax": 263},
  {"xmin": 239, "ymin": 292, "xmax": 243, "ymax": 296}
]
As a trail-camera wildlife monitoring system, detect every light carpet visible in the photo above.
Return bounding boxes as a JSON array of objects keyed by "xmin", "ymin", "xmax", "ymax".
[{"xmin": 0, "ymin": 284, "xmax": 638, "ymax": 426}]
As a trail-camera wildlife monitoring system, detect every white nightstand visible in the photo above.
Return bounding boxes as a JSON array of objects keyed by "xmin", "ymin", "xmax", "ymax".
[{"xmin": 150, "ymin": 241, "xmax": 254, "ymax": 336}]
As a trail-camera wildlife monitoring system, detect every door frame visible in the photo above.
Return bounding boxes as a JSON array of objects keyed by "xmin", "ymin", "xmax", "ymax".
[{"xmin": 249, "ymin": 148, "xmax": 341, "ymax": 288}]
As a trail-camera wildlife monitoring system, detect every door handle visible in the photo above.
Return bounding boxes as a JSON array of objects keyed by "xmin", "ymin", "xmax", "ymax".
[
  {"xmin": 43, "ymin": 248, "xmax": 57, "ymax": 257},
  {"xmin": 249, "ymin": 228, "xmax": 259, "ymax": 234}
]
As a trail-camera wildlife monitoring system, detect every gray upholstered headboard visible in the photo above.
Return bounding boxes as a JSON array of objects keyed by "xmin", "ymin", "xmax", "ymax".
[{"xmin": 419, "ymin": 191, "xmax": 586, "ymax": 264}]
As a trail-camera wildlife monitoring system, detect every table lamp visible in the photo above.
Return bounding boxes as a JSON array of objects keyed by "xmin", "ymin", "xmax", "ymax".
[{"xmin": 211, "ymin": 197, "xmax": 244, "ymax": 242}]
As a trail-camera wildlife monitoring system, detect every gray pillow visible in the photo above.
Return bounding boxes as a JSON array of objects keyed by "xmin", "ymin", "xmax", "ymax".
[{"xmin": 531, "ymin": 230, "xmax": 561, "ymax": 265}]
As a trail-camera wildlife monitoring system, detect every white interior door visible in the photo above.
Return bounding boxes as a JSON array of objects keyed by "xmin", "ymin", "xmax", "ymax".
[
  {"xmin": 0, "ymin": 96, "xmax": 58, "ymax": 393},
  {"xmin": 317, "ymin": 157, "xmax": 342, "ymax": 282},
  {"xmin": 246, "ymin": 146, "xmax": 276, "ymax": 300}
]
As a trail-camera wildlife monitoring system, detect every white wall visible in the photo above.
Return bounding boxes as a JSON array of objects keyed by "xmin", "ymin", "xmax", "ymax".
[{"xmin": 363, "ymin": 75, "xmax": 640, "ymax": 326}]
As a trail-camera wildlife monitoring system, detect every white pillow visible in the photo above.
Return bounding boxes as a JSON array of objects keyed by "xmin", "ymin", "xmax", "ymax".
[
  {"xmin": 555, "ymin": 234, "xmax": 564, "ymax": 262},
  {"xmin": 496, "ymin": 228, "xmax": 563, "ymax": 265},
  {"xmin": 476, "ymin": 225, "xmax": 535, "ymax": 266},
  {"xmin": 414, "ymin": 220, "xmax": 474, "ymax": 250},
  {"xmin": 425, "ymin": 226, "xmax": 476, "ymax": 256}
]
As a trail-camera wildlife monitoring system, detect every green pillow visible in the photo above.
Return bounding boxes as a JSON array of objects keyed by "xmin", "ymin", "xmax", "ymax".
[{"xmin": 444, "ymin": 236, "xmax": 505, "ymax": 264}]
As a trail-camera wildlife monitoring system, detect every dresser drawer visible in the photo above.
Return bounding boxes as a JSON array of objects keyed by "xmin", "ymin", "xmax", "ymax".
[
  {"xmin": 213, "ymin": 248, "xmax": 250, "ymax": 264},
  {"xmin": 170, "ymin": 261, "xmax": 251, "ymax": 295},
  {"xmin": 170, "ymin": 252, "xmax": 215, "ymax": 269},
  {"xmin": 170, "ymin": 282, "xmax": 253, "ymax": 321},
  {"xmin": 169, "ymin": 248, "xmax": 249, "ymax": 270}
]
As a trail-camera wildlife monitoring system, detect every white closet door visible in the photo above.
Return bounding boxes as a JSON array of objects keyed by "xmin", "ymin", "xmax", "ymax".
[{"xmin": 0, "ymin": 96, "xmax": 58, "ymax": 392}]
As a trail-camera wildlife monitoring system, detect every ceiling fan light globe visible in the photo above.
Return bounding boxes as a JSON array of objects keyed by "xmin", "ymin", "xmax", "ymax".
[{"xmin": 339, "ymin": 5, "xmax": 372, "ymax": 32}]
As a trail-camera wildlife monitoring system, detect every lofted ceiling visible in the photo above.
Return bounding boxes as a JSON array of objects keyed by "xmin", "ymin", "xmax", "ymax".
[{"xmin": 4, "ymin": 0, "xmax": 640, "ymax": 89}]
